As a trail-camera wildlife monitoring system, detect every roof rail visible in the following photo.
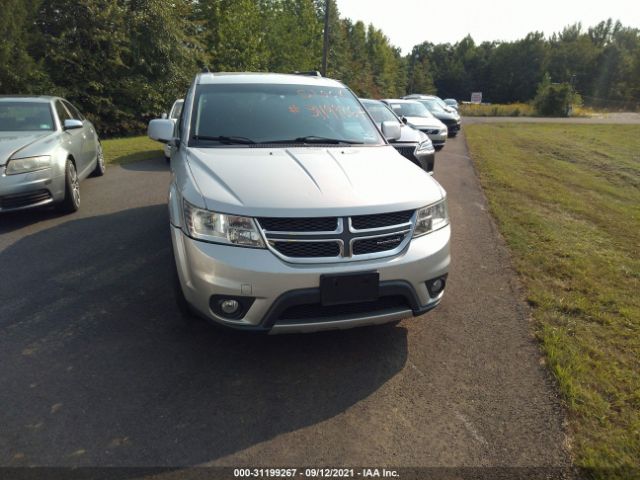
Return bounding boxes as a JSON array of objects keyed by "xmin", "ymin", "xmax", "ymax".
[{"xmin": 292, "ymin": 70, "xmax": 322, "ymax": 77}]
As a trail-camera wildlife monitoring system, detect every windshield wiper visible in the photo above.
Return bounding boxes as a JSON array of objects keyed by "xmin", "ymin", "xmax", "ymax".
[
  {"xmin": 192, "ymin": 135, "xmax": 256, "ymax": 144},
  {"xmin": 261, "ymin": 136, "xmax": 365, "ymax": 145}
]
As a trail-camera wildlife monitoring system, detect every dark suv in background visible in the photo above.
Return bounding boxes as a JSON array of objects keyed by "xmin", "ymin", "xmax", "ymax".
[{"xmin": 404, "ymin": 94, "xmax": 461, "ymax": 137}]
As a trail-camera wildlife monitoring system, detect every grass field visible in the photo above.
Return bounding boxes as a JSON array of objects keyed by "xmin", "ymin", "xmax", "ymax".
[
  {"xmin": 102, "ymin": 136, "xmax": 163, "ymax": 165},
  {"xmin": 459, "ymin": 103, "xmax": 536, "ymax": 117},
  {"xmin": 459, "ymin": 103, "xmax": 616, "ymax": 118},
  {"xmin": 465, "ymin": 124, "xmax": 640, "ymax": 475}
]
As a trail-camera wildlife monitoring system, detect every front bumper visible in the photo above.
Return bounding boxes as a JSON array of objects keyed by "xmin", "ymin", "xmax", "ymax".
[
  {"xmin": 172, "ymin": 224, "xmax": 450, "ymax": 333},
  {"xmin": 0, "ymin": 166, "xmax": 65, "ymax": 212},
  {"xmin": 444, "ymin": 120, "xmax": 461, "ymax": 135}
]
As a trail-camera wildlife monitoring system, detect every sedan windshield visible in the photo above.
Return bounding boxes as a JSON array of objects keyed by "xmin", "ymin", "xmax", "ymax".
[
  {"xmin": 388, "ymin": 102, "xmax": 433, "ymax": 118},
  {"xmin": 418, "ymin": 98, "xmax": 447, "ymax": 114},
  {"xmin": 0, "ymin": 102, "xmax": 55, "ymax": 132},
  {"xmin": 190, "ymin": 83, "xmax": 383, "ymax": 146}
]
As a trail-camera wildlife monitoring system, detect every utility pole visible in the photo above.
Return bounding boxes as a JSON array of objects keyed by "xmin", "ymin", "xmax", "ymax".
[{"xmin": 321, "ymin": 0, "xmax": 330, "ymax": 76}]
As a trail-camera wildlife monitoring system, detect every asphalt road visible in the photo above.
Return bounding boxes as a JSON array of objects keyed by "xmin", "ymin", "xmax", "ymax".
[{"xmin": 0, "ymin": 136, "xmax": 570, "ymax": 473}]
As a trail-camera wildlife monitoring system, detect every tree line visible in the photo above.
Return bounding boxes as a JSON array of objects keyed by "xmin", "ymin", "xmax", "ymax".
[
  {"xmin": 1, "ymin": 1, "xmax": 638, "ymax": 136},
  {"xmin": 408, "ymin": 19, "xmax": 640, "ymax": 109}
]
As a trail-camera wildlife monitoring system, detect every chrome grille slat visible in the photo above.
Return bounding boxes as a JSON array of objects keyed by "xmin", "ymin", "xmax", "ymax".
[{"xmin": 259, "ymin": 210, "xmax": 416, "ymax": 263}]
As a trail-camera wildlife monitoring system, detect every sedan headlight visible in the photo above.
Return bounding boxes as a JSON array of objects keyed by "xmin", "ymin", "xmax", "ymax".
[
  {"xmin": 413, "ymin": 199, "xmax": 449, "ymax": 237},
  {"xmin": 183, "ymin": 200, "xmax": 265, "ymax": 248},
  {"xmin": 416, "ymin": 139, "xmax": 434, "ymax": 154},
  {"xmin": 5, "ymin": 155, "xmax": 51, "ymax": 175}
]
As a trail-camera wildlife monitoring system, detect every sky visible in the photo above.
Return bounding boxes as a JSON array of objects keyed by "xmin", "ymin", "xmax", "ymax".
[{"xmin": 335, "ymin": 0, "xmax": 640, "ymax": 53}]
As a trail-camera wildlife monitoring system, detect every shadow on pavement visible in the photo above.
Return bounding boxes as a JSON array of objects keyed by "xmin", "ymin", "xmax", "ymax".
[
  {"xmin": 0, "ymin": 205, "xmax": 408, "ymax": 467},
  {"xmin": 119, "ymin": 157, "xmax": 169, "ymax": 172},
  {"xmin": 0, "ymin": 207, "xmax": 65, "ymax": 235}
]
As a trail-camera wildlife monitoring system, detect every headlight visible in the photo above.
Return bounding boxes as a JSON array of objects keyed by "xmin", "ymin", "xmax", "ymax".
[
  {"xmin": 183, "ymin": 200, "xmax": 265, "ymax": 248},
  {"xmin": 413, "ymin": 199, "xmax": 449, "ymax": 237},
  {"xmin": 5, "ymin": 155, "xmax": 51, "ymax": 175},
  {"xmin": 416, "ymin": 140, "xmax": 434, "ymax": 153}
]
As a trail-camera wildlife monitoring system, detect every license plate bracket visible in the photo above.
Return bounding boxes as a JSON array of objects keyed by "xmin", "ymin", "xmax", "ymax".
[{"xmin": 320, "ymin": 272, "xmax": 379, "ymax": 306}]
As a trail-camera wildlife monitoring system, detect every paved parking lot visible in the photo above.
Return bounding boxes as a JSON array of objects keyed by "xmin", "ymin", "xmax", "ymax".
[{"xmin": 0, "ymin": 135, "xmax": 570, "ymax": 469}]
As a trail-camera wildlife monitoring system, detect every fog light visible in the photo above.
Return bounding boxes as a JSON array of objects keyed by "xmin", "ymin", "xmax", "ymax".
[
  {"xmin": 220, "ymin": 299, "xmax": 240, "ymax": 314},
  {"xmin": 426, "ymin": 275, "xmax": 447, "ymax": 297}
]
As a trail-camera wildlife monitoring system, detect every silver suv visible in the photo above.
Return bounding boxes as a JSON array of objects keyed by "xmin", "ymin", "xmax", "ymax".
[{"xmin": 148, "ymin": 72, "xmax": 450, "ymax": 334}]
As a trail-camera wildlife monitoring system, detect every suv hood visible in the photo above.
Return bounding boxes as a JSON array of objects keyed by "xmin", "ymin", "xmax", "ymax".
[
  {"xmin": 405, "ymin": 116, "xmax": 446, "ymax": 130},
  {"xmin": 0, "ymin": 131, "xmax": 54, "ymax": 166},
  {"xmin": 187, "ymin": 146, "xmax": 444, "ymax": 217}
]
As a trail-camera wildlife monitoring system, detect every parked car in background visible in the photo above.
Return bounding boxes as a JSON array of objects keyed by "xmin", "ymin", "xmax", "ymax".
[
  {"xmin": 381, "ymin": 99, "xmax": 448, "ymax": 150},
  {"xmin": 0, "ymin": 96, "xmax": 104, "ymax": 213},
  {"xmin": 158, "ymin": 98, "xmax": 184, "ymax": 161},
  {"xmin": 361, "ymin": 98, "xmax": 435, "ymax": 173},
  {"xmin": 404, "ymin": 94, "xmax": 461, "ymax": 137},
  {"xmin": 444, "ymin": 98, "xmax": 459, "ymax": 110},
  {"xmin": 148, "ymin": 72, "xmax": 450, "ymax": 334}
]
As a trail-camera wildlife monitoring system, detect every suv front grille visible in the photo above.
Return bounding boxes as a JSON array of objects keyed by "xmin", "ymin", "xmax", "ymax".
[
  {"xmin": 260, "ymin": 210, "xmax": 415, "ymax": 263},
  {"xmin": 257, "ymin": 216, "xmax": 337, "ymax": 232},
  {"xmin": 351, "ymin": 210, "xmax": 414, "ymax": 230},
  {"xmin": 352, "ymin": 233, "xmax": 407, "ymax": 255},
  {"xmin": 393, "ymin": 145, "xmax": 417, "ymax": 162},
  {"xmin": 271, "ymin": 241, "xmax": 340, "ymax": 258}
]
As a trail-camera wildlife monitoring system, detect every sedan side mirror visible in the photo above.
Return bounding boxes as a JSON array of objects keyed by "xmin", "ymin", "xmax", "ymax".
[
  {"xmin": 161, "ymin": 113, "xmax": 168, "ymax": 119},
  {"xmin": 63, "ymin": 119, "xmax": 83, "ymax": 130},
  {"xmin": 381, "ymin": 120, "xmax": 401, "ymax": 141},
  {"xmin": 148, "ymin": 118, "xmax": 175, "ymax": 143},
  {"xmin": 401, "ymin": 116, "xmax": 408, "ymax": 125}
]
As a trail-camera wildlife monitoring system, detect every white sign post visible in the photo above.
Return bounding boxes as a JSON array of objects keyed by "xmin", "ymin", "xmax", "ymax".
[{"xmin": 471, "ymin": 92, "xmax": 483, "ymax": 104}]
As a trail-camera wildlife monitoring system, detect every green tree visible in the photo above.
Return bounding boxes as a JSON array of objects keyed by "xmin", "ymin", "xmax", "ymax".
[
  {"xmin": 34, "ymin": 0, "xmax": 131, "ymax": 135},
  {"xmin": 0, "ymin": 0, "xmax": 49, "ymax": 94},
  {"xmin": 196, "ymin": 0, "xmax": 267, "ymax": 71},
  {"xmin": 263, "ymin": 0, "xmax": 323, "ymax": 72}
]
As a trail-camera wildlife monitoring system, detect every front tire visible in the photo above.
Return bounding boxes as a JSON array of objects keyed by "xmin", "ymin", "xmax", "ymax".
[
  {"xmin": 57, "ymin": 159, "xmax": 80, "ymax": 213},
  {"xmin": 90, "ymin": 143, "xmax": 106, "ymax": 177}
]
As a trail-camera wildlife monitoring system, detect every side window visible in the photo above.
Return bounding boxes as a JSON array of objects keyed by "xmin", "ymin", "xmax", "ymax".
[
  {"xmin": 55, "ymin": 100, "xmax": 72, "ymax": 124},
  {"xmin": 63, "ymin": 100, "xmax": 83, "ymax": 121}
]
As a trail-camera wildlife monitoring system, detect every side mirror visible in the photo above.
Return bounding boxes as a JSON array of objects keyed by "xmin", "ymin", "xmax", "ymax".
[
  {"xmin": 161, "ymin": 113, "xmax": 168, "ymax": 119},
  {"xmin": 63, "ymin": 119, "xmax": 83, "ymax": 130},
  {"xmin": 381, "ymin": 120, "xmax": 401, "ymax": 141},
  {"xmin": 148, "ymin": 118, "xmax": 175, "ymax": 143},
  {"xmin": 401, "ymin": 116, "xmax": 408, "ymax": 125}
]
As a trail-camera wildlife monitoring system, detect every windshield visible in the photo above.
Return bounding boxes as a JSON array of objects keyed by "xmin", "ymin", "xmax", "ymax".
[
  {"xmin": 362, "ymin": 100, "xmax": 400, "ymax": 124},
  {"xmin": 0, "ymin": 102, "xmax": 55, "ymax": 132},
  {"xmin": 170, "ymin": 100, "xmax": 183, "ymax": 120},
  {"xmin": 416, "ymin": 98, "xmax": 447, "ymax": 114},
  {"xmin": 190, "ymin": 83, "xmax": 383, "ymax": 146},
  {"xmin": 388, "ymin": 102, "xmax": 433, "ymax": 118}
]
